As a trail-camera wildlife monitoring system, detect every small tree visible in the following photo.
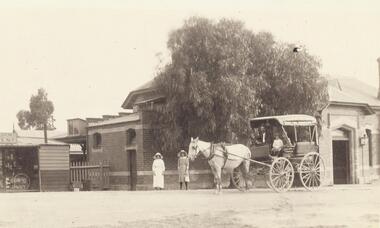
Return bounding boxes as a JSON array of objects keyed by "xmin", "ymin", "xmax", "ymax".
[{"xmin": 16, "ymin": 88, "xmax": 55, "ymax": 143}]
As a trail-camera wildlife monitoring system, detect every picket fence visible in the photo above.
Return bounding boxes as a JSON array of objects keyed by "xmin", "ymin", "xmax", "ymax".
[{"xmin": 70, "ymin": 161, "xmax": 110, "ymax": 190}]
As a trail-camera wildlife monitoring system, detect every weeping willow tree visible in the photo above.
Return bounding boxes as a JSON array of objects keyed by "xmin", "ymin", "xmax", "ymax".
[{"xmin": 148, "ymin": 17, "xmax": 328, "ymax": 153}]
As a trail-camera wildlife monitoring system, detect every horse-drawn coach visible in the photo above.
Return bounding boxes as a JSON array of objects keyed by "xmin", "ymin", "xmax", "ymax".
[{"xmin": 188, "ymin": 114, "xmax": 325, "ymax": 193}]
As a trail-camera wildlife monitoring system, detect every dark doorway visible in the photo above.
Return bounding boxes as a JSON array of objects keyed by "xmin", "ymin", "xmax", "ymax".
[
  {"xmin": 127, "ymin": 150, "xmax": 137, "ymax": 191},
  {"xmin": 332, "ymin": 140, "xmax": 350, "ymax": 184}
]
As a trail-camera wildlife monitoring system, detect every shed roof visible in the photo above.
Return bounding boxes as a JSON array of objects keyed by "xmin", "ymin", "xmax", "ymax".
[{"xmin": 0, "ymin": 130, "xmax": 67, "ymax": 147}]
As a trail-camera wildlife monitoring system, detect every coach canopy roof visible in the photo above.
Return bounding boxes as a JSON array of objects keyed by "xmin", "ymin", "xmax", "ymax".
[{"xmin": 250, "ymin": 114, "xmax": 317, "ymax": 127}]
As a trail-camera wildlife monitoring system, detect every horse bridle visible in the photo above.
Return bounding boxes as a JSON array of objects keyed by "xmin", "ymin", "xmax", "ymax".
[{"xmin": 192, "ymin": 143, "xmax": 213, "ymax": 160}]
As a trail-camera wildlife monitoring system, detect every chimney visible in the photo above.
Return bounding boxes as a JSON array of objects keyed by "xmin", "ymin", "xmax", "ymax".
[{"xmin": 378, "ymin": 57, "xmax": 380, "ymax": 99}]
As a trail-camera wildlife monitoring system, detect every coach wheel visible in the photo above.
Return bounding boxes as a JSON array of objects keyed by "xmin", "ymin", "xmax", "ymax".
[
  {"xmin": 12, "ymin": 173, "xmax": 30, "ymax": 190},
  {"xmin": 231, "ymin": 167, "xmax": 253, "ymax": 191},
  {"xmin": 299, "ymin": 152, "xmax": 325, "ymax": 191},
  {"xmin": 269, "ymin": 157, "xmax": 294, "ymax": 193}
]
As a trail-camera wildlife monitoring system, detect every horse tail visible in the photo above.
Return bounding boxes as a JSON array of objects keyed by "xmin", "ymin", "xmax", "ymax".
[{"xmin": 246, "ymin": 145, "xmax": 252, "ymax": 160}]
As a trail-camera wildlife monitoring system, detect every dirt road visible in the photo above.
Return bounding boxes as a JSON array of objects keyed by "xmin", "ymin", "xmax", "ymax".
[{"xmin": 0, "ymin": 185, "xmax": 379, "ymax": 228}]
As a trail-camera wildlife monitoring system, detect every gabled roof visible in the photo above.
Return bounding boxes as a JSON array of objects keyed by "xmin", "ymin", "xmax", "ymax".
[
  {"xmin": 327, "ymin": 77, "xmax": 379, "ymax": 114},
  {"xmin": 120, "ymin": 76, "xmax": 380, "ymax": 113},
  {"xmin": 121, "ymin": 79, "xmax": 158, "ymax": 109}
]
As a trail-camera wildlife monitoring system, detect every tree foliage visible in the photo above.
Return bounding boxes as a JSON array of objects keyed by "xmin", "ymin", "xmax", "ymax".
[
  {"xmin": 149, "ymin": 17, "xmax": 328, "ymax": 153},
  {"xmin": 17, "ymin": 88, "xmax": 55, "ymax": 140}
]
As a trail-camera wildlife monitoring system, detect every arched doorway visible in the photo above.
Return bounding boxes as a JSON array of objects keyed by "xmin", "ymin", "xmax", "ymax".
[
  {"xmin": 332, "ymin": 127, "xmax": 352, "ymax": 184},
  {"xmin": 126, "ymin": 129, "xmax": 137, "ymax": 190}
]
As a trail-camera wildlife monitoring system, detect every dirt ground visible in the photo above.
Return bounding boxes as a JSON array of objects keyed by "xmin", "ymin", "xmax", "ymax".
[{"xmin": 0, "ymin": 185, "xmax": 379, "ymax": 228}]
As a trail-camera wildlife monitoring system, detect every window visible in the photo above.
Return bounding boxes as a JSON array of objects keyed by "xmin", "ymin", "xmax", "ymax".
[
  {"xmin": 284, "ymin": 126, "xmax": 296, "ymax": 145},
  {"xmin": 366, "ymin": 129, "xmax": 373, "ymax": 167},
  {"xmin": 296, "ymin": 126, "xmax": 311, "ymax": 142},
  {"xmin": 126, "ymin": 129, "xmax": 136, "ymax": 145},
  {"xmin": 68, "ymin": 121, "xmax": 74, "ymax": 135},
  {"xmin": 93, "ymin": 133, "xmax": 102, "ymax": 149}
]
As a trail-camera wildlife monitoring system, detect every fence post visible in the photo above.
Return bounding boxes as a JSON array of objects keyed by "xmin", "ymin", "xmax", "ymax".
[{"xmin": 100, "ymin": 161, "xmax": 104, "ymax": 189}]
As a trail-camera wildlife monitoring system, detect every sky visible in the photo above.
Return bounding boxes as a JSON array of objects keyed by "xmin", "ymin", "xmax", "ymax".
[{"xmin": 0, "ymin": 0, "xmax": 379, "ymax": 132}]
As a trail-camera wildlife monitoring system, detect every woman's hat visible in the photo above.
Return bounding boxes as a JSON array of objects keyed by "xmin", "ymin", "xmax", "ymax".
[
  {"xmin": 154, "ymin": 152, "xmax": 163, "ymax": 159},
  {"xmin": 178, "ymin": 150, "xmax": 187, "ymax": 157}
]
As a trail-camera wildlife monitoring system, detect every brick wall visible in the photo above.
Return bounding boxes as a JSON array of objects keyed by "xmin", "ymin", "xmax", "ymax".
[
  {"xmin": 86, "ymin": 119, "xmax": 216, "ymax": 190},
  {"xmin": 321, "ymin": 105, "xmax": 380, "ymax": 184}
]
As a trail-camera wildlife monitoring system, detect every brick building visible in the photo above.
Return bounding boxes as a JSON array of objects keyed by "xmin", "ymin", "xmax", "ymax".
[
  {"xmin": 319, "ymin": 59, "xmax": 380, "ymax": 185},
  {"xmin": 58, "ymin": 81, "xmax": 214, "ymax": 190},
  {"xmin": 59, "ymin": 58, "xmax": 380, "ymax": 190}
]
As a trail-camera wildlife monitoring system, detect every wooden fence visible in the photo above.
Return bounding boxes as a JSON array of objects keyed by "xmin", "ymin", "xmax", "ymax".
[{"xmin": 70, "ymin": 161, "xmax": 110, "ymax": 190}]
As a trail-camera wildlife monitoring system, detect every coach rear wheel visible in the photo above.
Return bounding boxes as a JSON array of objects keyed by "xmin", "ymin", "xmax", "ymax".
[
  {"xmin": 231, "ymin": 167, "xmax": 246, "ymax": 191},
  {"xmin": 299, "ymin": 152, "xmax": 325, "ymax": 191},
  {"xmin": 269, "ymin": 157, "xmax": 294, "ymax": 193},
  {"xmin": 231, "ymin": 167, "xmax": 254, "ymax": 191}
]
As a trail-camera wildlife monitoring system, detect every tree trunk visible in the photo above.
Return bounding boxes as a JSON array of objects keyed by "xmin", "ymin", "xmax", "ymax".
[{"xmin": 43, "ymin": 123, "xmax": 48, "ymax": 144}]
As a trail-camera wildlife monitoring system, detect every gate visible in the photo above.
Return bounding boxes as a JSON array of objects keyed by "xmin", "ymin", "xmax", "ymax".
[{"xmin": 70, "ymin": 161, "xmax": 110, "ymax": 190}]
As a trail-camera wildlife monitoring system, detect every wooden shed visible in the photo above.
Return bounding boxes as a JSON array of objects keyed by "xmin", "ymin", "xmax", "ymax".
[
  {"xmin": 0, "ymin": 132, "xmax": 70, "ymax": 192},
  {"xmin": 39, "ymin": 144, "xmax": 70, "ymax": 191}
]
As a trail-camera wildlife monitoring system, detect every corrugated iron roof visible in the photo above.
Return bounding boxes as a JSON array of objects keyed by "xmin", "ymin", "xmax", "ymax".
[
  {"xmin": 16, "ymin": 130, "xmax": 66, "ymax": 139},
  {"xmin": 328, "ymin": 77, "xmax": 380, "ymax": 108},
  {"xmin": 0, "ymin": 130, "xmax": 68, "ymax": 147}
]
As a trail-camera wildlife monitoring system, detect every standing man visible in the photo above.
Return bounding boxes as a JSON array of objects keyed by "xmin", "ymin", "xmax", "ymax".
[
  {"xmin": 152, "ymin": 152, "xmax": 165, "ymax": 190},
  {"xmin": 177, "ymin": 150, "xmax": 190, "ymax": 190}
]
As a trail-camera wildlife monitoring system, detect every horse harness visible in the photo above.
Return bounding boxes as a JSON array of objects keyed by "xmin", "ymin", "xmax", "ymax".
[{"xmin": 209, "ymin": 142, "xmax": 229, "ymax": 169}]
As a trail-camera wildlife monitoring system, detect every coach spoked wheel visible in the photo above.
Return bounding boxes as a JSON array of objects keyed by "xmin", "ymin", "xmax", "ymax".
[
  {"xmin": 269, "ymin": 157, "xmax": 294, "ymax": 193},
  {"xmin": 232, "ymin": 167, "xmax": 246, "ymax": 191},
  {"xmin": 299, "ymin": 152, "xmax": 325, "ymax": 191},
  {"xmin": 231, "ymin": 166, "xmax": 255, "ymax": 191},
  {"xmin": 12, "ymin": 173, "xmax": 30, "ymax": 190}
]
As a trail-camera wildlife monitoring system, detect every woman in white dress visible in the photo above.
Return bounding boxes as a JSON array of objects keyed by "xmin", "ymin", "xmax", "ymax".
[{"xmin": 152, "ymin": 152, "xmax": 165, "ymax": 190}]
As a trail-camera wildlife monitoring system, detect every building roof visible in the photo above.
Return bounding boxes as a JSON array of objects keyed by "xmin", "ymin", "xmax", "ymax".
[
  {"xmin": 121, "ymin": 79, "xmax": 159, "ymax": 109},
  {"xmin": 0, "ymin": 130, "xmax": 67, "ymax": 147},
  {"xmin": 16, "ymin": 137, "xmax": 67, "ymax": 147},
  {"xmin": 327, "ymin": 77, "xmax": 380, "ymax": 113},
  {"xmin": 16, "ymin": 130, "xmax": 65, "ymax": 139},
  {"xmin": 87, "ymin": 112, "xmax": 140, "ymax": 128},
  {"xmin": 134, "ymin": 80, "xmax": 157, "ymax": 91}
]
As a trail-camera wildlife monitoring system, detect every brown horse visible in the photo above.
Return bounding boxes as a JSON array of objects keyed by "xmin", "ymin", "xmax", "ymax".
[{"xmin": 188, "ymin": 137, "xmax": 251, "ymax": 194}]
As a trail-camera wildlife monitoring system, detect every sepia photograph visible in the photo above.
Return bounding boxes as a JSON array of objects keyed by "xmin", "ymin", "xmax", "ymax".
[{"xmin": 0, "ymin": 0, "xmax": 379, "ymax": 227}]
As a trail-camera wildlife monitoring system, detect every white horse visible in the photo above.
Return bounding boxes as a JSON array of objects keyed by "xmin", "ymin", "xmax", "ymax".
[{"xmin": 188, "ymin": 137, "xmax": 251, "ymax": 194}]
